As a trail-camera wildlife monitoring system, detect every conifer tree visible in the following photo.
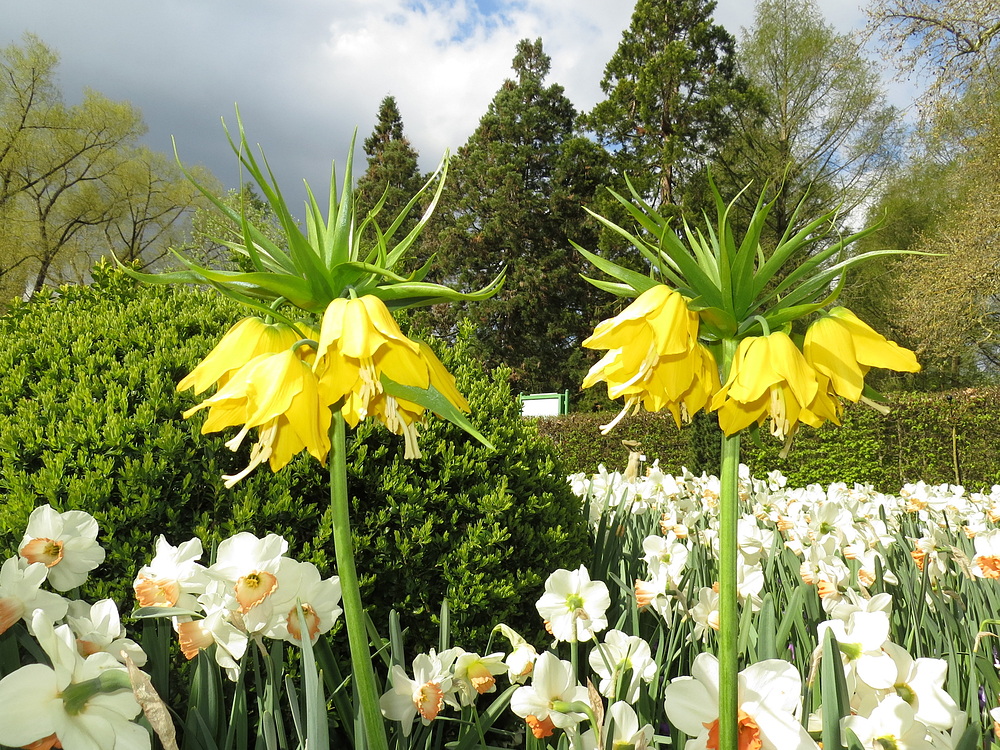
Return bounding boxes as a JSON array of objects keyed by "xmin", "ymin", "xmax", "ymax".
[
  {"xmin": 417, "ymin": 39, "xmax": 611, "ymax": 399},
  {"xmin": 583, "ymin": 0, "xmax": 751, "ymax": 214},
  {"xmin": 355, "ymin": 96, "xmax": 425, "ymax": 239}
]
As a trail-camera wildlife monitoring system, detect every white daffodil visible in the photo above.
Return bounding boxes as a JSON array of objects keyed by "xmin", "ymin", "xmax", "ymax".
[
  {"xmin": 822, "ymin": 589, "xmax": 892, "ymax": 623},
  {"xmin": 18, "ymin": 504, "xmax": 106, "ymax": 592},
  {"xmin": 664, "ymin": 653, "xmax": 817, "ymax": 750},
  {"xmin": 581, "ymin": 701, "xmax": 654, "ymax": 750},
  {"xmin": 535, "ymin": 566, "xmax": 610, "ymax": 642},
  {"xmin": 634, "ymin": 558, "xmax": 676, "ymax": 619},
  {"xmin": 842, "ymin": 694, "xmax": 934, "ymax": 750},
  {"xmin": 253, "ymin": 558, "xmax": 342, "ymax": 646},
  {"xmin": 0, "ymin": 556, "xmax": 68, "ymax": 634},
  {"xmin": 494, "ymin": 623, "xmax": 538, "ymax": 684},
  {"xmin": 379, "ymin": 648, "xmax": 458, "ymax": 736},
  {"xmin": 208, "ymin": 532, "xmax": 288, "ymax": 613},
  {"xmin": 133, "ymin": 535, "xmax": 209, "ymax": 611},
  {"xmin": 852, "ymin": 642, "xmax": 960, "ymax": 732},
  {"xmin": 641, "ymin": 532, "xmax": 689, "ymax": 577},
  {"xmin": 451, "ymin": 650, "xmax": 508, "ymax": 705},
  {"xmin": 66, "ymin": 599, "xmax": 146, "ymax": 667},
  {"xmin": 0, "ymin": 610, "xmax": 149, "ymax": 750},
  {"xmin": 510, "ymin": 652, "xmax": 590, "ymax": 739},
  {"xmin": 688, "ymin": 586, "xmax": 720, "ymax": 642},
  {"xmin": 588, "ymin": 629, "xmax": 656, "ymax": 702},
  {"xmin": 177, "ymin": 579, "xmax": 249, "ymax": 681},
  {"xmin": 971, "ymin": 528, "xmax": 1000, "ymax": 579},
  {"xmin": 818, "ymin": 610, "xmax": 896, "ymax": 690},
  {"xmin": 738, "ymin": 515, "xmax": 774, "ymax": 566}
]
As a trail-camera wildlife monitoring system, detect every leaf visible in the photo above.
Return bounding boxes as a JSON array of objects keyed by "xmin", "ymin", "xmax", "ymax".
[
  {"xmin": 575, "ymin": 243, "xmax": 661, "ymax": 293},
  {"xmin": 132, "ymin": 606, "xmax": 203, "ymax": 619},
  {"xmin": 125, "ymin": 652, "xmax": 179, "ymax": 750},
  {"xmin": 820, "ymin": 628, "xmax": 851, "ymax": 750},
  {"xmin": 380, "ymin": 376, "xmax": 495, "ymax": 450}
]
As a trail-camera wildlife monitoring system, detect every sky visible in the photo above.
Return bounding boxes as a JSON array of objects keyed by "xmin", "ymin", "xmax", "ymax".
[{"xmin": 1, "ymin": 0, "xmax": 894, "ymax": 212}]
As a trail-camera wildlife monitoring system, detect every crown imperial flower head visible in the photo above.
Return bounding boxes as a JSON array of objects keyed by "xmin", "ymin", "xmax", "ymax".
[
  {"xmin": 804, "ymin": 307, "xmax": 920, "ymax": 402},
  {"xmin": 583, "ymin": 285, "xmax": 717, "ymax": 433}
]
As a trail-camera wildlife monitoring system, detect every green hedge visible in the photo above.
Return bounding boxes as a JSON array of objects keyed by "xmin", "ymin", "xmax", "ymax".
[
  {"xmin": 536, "ymin": 388, "xmax": 1000, "ymax": 492},
  {"xmin": 0, "ymin": 269, "xmax": 588, "ymax": 652}
]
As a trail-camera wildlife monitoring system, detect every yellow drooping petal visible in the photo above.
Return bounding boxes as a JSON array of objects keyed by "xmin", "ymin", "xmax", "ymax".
[
  {"xmin": 178, "ymin": 317, "xmax": 301, "ymax": 394},
  {"xmin": 712, "ymin": 333, "xmax": 821, "ymax": 439},
  {"xmin": 312, "ymin": 295, "xmax": 470, "ymax": 458},
  {"xmin": 722, "ymin": 334, "xmax": 817, "ymax": 408},
  {"xmin": 582, "ymin": 286, "xmax": 715, "ymax": 431},
  {"xmin": 827, "ymin": 307, "xmax": 920, "ymax": 373},
  {"xmin": 185, "ymin": 345, "xmax": 331, "ymax": 486},
  {"xmin": 583, "ymin": 284, "xmax": 698, "ymax": 357},
  {"xmin": 799, "ymin": 374, "xmax": 843, "ymax": 429},
  {"xmin": 420, "ymin": 341, "xmax": 470, "ymax": 413},
  {"xmin": 803, "ymin": 316, "xmax": 865, "ymax": 402}
]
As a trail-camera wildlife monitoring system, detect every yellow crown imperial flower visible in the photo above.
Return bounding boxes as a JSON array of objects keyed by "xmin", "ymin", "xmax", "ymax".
[
  {"xmin": 582, "ymin": 285, "xmax": 715, "ymax": 432},
  {"xmin": 177, "ymin": 317, "xmax": 302, "ymax": 395},
  {"xmin": 712, "ymin": 332, "xmax": 819, "ymax": 439},
  {"xmin": 804, "ymin": 307, "xmax": 920, "ymax": 402},
  {"xmin": 183, "ymin": 344, "xmax": 331, "ymax": 487},
  {"xmin": 314, "ymin": 295, "xmax": 472, "ymax": 458},
  {"xmin": 315, "ymin": 295, "xmax": 428, "ymax": 421}
]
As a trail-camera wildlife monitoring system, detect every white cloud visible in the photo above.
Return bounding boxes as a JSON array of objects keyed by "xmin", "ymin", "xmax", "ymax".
[{"xmin": 318, "ymin": 0, "xmax": 634, "ymax": 168}]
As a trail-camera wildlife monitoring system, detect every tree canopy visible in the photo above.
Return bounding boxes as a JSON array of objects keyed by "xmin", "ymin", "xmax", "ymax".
[
  {"xmin": 0, "ymin": 34, "xmax": 217, "ymax": 303},
  {"xmin": 583, "ymin": 0, "xmax": 752, "ymax": 213},
  {"xmin": 717, "ymin": 0, "xmax": 901, "ymax": 243}
]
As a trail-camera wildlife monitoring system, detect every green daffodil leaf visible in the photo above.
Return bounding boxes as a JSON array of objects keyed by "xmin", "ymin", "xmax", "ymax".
[
  {"xmin": 132, "ymin": 606, "xmax": 203, "ymax": 619},
  {"xmin": 380, "ymin": 376, "xmax": 495, "ymax": 451}
]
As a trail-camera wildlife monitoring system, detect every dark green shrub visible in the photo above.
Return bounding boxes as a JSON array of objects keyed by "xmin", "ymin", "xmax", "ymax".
[{"xmin": 0, "ymin": 268, "xmax": 588, "ymax": 653}]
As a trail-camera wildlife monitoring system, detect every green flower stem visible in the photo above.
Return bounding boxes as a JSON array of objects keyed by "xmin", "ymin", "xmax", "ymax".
[
  {"xmin": 718, "ymin": 338, "xmax": 741, "ymax": 750},
  {"xmin": 329, "ymin": 411, "xmax": 388, "ymax": 750}
]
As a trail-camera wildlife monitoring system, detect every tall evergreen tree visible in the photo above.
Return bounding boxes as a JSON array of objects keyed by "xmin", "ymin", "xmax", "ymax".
[
  {"xmin": 416, "ymin": 38, "xmax": 612, "ymax": 398},
  {"xmin": 355, "ymin": 95, "xmax": 425, "ymax": 240},
  {"xmin": 582, "ymin": 0, "xmax": 751, "ymax": 213}
]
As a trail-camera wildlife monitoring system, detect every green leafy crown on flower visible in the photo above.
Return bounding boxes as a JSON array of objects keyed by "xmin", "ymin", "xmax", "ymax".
[
  {"xmin": 122, "ymin": 110, "xmax": 504, "ymax": 325},
  {"xmin": 575, "ymin": 175, "xmax": 918, "ymax": 340}
]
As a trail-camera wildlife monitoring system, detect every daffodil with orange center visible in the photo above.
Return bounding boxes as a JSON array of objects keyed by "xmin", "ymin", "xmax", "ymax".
[
  {"xmin": 711, "ymin": 332, "xmax": 819, "ymax": 439},
  {"xmin": 663, "ymin": 652, "xmax": 818, "ymax": 750},
  {"xmin": 379, "ymin": 649, "xmax": 459, "ymax": 736},
  {"xmin": 972, "ymin": 529, "xmax": 1000, "ymax": 579}
]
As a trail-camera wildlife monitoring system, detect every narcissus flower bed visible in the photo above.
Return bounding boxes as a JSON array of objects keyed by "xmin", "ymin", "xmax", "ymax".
[{"xmin": 2, "ymin": 464, "xmax": 999, "ymax": 749}]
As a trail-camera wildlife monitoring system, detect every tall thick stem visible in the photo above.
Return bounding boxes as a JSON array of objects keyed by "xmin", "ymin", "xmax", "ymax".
[
  {"xmin": 329, "ymin": 412, "xmax": 388, "ymax": 750},
  {"xmin": 717, "ymin": 338, "xmax": 741, "ymax": 750}
]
